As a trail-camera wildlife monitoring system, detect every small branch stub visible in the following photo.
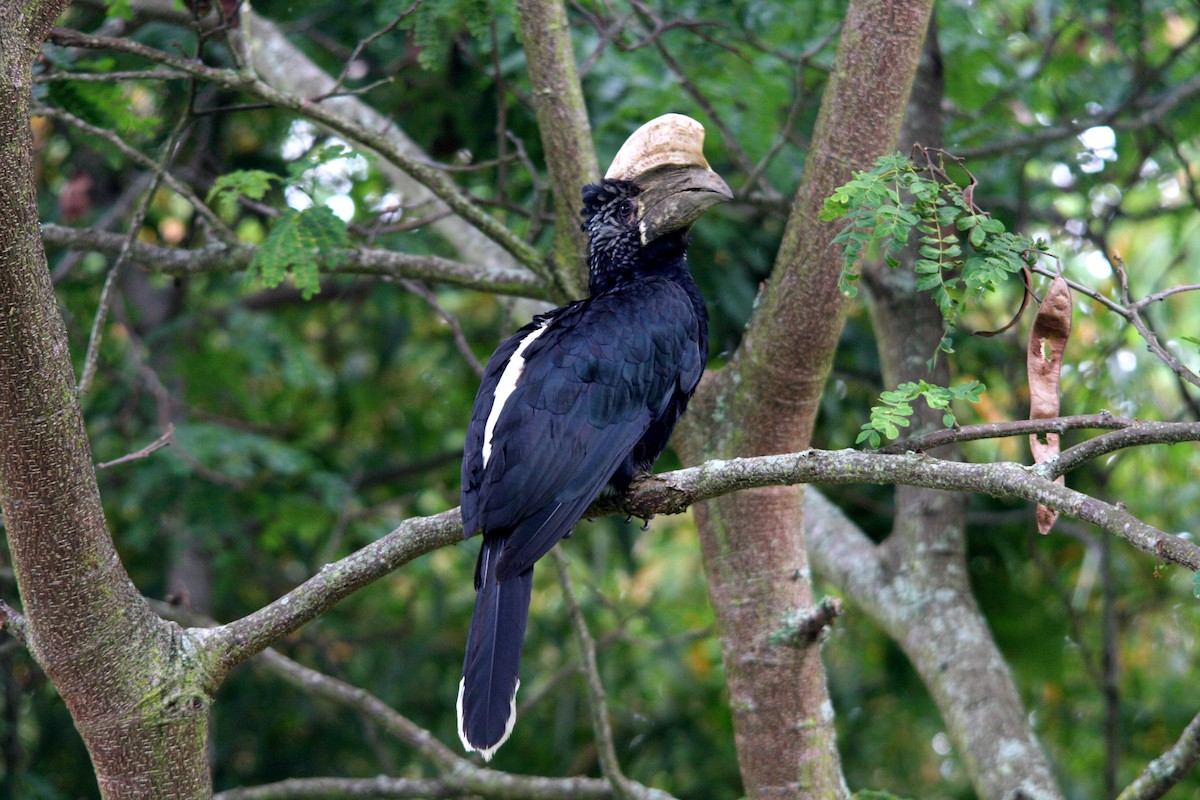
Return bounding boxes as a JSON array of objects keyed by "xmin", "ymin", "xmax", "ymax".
[{"xmin": 770, "ymin": 597, "xmax": 844, "ymax": 647}]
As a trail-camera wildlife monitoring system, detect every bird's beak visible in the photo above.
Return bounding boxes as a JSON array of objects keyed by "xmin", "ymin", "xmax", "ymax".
[{"xmin": 633, "ymin": 164, "xmax": 733, "ymax": 245}]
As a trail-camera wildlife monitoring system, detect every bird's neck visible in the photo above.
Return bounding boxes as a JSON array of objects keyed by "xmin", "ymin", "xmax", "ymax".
[{"xmin": 587, "ymin": 231, "xmax": 693, "ymax": 297}]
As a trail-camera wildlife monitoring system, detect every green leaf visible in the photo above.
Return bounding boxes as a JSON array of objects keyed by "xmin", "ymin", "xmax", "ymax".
[
  {"xmin": 250, "ymin": 206, "xmax": 351, "ymax": 299},
  {"xmin": 207, "ymin": 170, "xmax": 284, "ymax": 218}
]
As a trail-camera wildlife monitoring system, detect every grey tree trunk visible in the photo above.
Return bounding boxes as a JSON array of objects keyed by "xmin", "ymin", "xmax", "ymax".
[{"xmin": 676, "ymin": 1, "xmax": 935, "ymax": 797}]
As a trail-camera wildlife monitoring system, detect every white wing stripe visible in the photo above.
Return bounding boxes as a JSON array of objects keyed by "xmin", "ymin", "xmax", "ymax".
[{"xmin": 482, "ymin": 323, "xmax": 549, "ymax": 468}]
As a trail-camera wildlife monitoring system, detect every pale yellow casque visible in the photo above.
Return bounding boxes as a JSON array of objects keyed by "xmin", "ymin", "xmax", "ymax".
[{"xmin": 604, "ymin": 113, "xmax": 711, "ymax": 181}]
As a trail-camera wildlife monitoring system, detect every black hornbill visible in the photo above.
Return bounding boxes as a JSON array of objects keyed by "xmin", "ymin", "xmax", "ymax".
[{"xmin": 457, "ymin": 114, "xmax": 731, "ymax": 760}]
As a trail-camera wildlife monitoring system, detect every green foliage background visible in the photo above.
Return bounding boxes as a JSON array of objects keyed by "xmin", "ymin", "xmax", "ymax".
[{"xmin": 7, "ymin": 1, "xmax": 1200, "ymax": 798}]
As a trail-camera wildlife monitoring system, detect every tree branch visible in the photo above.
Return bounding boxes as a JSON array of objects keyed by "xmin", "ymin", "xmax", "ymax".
[
  {"xmin": 879, "ymin": 412, "xmax": 1136, "ymax": 454},
  {"xmin": 48, "ymin": 25, "xmax": 550, "ymax": 280},
  {"xmin": 1116, "ymin": 710, "xmax": 1200, "ymax": 800},
  {"xmin": 40, "ymin": 223, "xmax": 549, "ymax": 299},
  {"xmin": 552, "ymin": 550, "xmax": 635, "ymax": 799},
  {"xmin": 227, "ymin": 648, "xmax": 678, "ymax": 800},
  {"xmin": 203, "ymin": 445, "xmax": 1200, "ymax": 673}
]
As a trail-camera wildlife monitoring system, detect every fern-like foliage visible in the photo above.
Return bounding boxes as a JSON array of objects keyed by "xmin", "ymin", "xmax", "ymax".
[
  {"xmin": 821, "ymin": 152, "xmax": 1038, "ymax": 355},
  {"xmin": 403, "ymin": 0, "xmax": 500, "ymax": 70},
  {"xmin": 208, "ymin": 143, "xmax": 364, "ymax": 298},
  {"xmin": 46, "ymin": 76, "xmax": 161, "ymax": 141},
  {"xmin": 822, "ymin": 152, "xmax": 1037, "ymax": 446},
  {"xmin": 250, "ymin": 207, "xmax": 351, "ymax": 300},
  {"xmin": 207, "ymin": 170, "xmax": 282, "ymax": 218},
  {"xmin": 856, "ymin": 380, "xmax": 985, "ymax": 448}
]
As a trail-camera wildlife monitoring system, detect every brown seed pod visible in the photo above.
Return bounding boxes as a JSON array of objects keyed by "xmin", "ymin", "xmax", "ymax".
[
  {"xmin": 1027, "ymin": 275, "xmax": 1073, "ymax": 535},
  {"xmin": 605, "ymin": 113, "xmax": 711, "ymax": 181}
]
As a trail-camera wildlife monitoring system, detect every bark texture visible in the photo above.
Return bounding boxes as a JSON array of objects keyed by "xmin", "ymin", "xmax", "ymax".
[
  {"xmin": 677, "ymin": 1, "xmax": 934, "ymax": 797},
  {"xmin": 0, "ymin": 5, "xmax": 216, "ymax": 797}
]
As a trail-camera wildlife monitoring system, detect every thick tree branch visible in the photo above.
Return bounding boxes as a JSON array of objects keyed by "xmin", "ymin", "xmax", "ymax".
[
  {"xmin": 204, "ymin": 446, "xmax": 1200, "ymax": 673},
  {"xmin": 40, "ymin": 224, "xmax": 549, "ymax": 299}
]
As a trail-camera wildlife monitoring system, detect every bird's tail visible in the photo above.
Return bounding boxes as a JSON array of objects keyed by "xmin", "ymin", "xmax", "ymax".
[{"xmin": 458, "ymin": 536, "xmax": 534, "ymax": 761}]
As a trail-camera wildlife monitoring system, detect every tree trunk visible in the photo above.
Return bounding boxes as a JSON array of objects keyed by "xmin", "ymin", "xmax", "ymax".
[
  {"xmin": 678, "ymin": 1, "xmax": 934, "ymax": 797},
  {"xmin": 0, "ymin": 6, "xmax": 216, "ymax": 797}
]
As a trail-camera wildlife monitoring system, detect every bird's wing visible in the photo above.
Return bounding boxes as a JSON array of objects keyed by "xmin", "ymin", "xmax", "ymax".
[
  {"xmin": 461, "ymin": 313, "xmax": 560, "ymax": 538},
  {"xmin": 465, "ymin": 280, "xmax": 699, "ymax": 580}
]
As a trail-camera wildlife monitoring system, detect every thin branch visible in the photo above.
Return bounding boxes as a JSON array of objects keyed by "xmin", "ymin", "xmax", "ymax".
[
  {"xmin": 40, "ymin": 223, "xmax": 549, "ymax": 299},
  {"xmin": 398, "ymin": 280, "xmax": 485, "ymax": 378},
  {"xmin": 215, "ymin": 777, "xmax": 459, "ymax": 799},
  {"xmin": 957, "ymin": 72, "xmax": 1200, "ymax": 159},
  {"xmin": 879, "ymin": 412, "xmax": 1136, "ymax": 454},
  {"xmin": 231, "ymin": 649, "xmax": 679, "ymax": 800},
  {"xmin": 254, "ymin": 648, "xmax": 461, "ymax": 770},
  {"xmin": 1115, "ymin": 256, "xmax": 1200, "ymax": 389},
  {"xmin": 76, "ymin": 97, "xmax": 193, "ymax": 397},
  {"xmin": 1042, "ymin": 421, "xmax": 1200, "ymax": 480},
  {"xmin": 552, "ymin": 550, "xmax": 635, "ymax": 800},
  {"xmin": 35, "ymin": 68, "xmax": 192, "ymax": 82},
  {"xmin": 48, "ymin": 26, "xmax": 550, "ymax": 279},
  {"xmin": 314, "ymin": 3, "xmax": 420, "ymax": 101},
  {"xmin": 0, "ymin": 602, "xmax": 26, "ymax": 645},
  {"xmin": 96, "ymin": 425, "xmax": 175, "ymax": 470},
  {"xmin": 1116, "ymin": 710, "xmax": 1200, "ymax": 800}
]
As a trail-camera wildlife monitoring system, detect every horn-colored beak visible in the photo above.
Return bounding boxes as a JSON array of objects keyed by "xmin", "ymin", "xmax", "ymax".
[{"xmin": 633, "ymin": 165, "xmax": 732, "ymax": 245}]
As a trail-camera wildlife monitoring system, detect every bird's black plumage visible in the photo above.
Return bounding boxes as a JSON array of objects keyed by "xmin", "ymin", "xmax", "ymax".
[{"xmin": 457, "ymin": 171, "xmax": 725, "ymax": 760}]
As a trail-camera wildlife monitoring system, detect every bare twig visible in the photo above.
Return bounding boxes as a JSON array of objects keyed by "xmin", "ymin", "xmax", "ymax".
[
  {"xmin": 552, "ymin": 550, "xmax": 635, "ymax": 800},
  {"xmin": 314, "ymin": 2, "xmax": 420, "ymax": 101},
  {"xmin": 879, "ymin": 412, "xmax": 1135, "ymax": 454},
  {"xmin": 398, "ymin": 280, "xmax": 485, "ymax": 378},
  {"xmin": 96, "ymin": 425, "xmax": 175, "ymax": 470},
  {"xmin": 1114, "ymin": 256, "xmax": 1200, "ymax": 389},
  {"xmin": 76, "ymin": 102, "xmax": 192, "ymax": 397}
]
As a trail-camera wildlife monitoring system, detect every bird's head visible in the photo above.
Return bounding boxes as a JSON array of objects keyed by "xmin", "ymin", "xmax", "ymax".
[{"xmin": 581, "ymin": 114, "xmax": 732, "ymax": 290}]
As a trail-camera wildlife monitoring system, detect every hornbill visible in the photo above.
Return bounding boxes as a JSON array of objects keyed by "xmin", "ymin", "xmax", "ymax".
[{"xmin": 458, "ymin": 114, "xmax": 731, "ymax": 760}]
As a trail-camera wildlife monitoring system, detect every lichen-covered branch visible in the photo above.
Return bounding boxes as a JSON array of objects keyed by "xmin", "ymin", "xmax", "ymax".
[
  {"xmin": 205, "ymin": 446, "xmax": 1200, "ymax": 673},
  {"xmin": 1116, "ymin": 710, "xmax": 1200, "ymax": 800}
]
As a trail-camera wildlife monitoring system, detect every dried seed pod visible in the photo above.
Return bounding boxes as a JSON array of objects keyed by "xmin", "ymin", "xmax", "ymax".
[
  {"xmin": 605, "ymin": 113, "xmax": 711, "ymax": 181},
  {"xmin": 1027, "ymin": 275, "xmax": 1073, "ymax": 535}
]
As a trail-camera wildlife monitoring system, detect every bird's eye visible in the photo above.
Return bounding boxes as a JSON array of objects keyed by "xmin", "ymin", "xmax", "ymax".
[{"xmin": 618, "ymin": 199, "xmax": 634, "ymax": 216}]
